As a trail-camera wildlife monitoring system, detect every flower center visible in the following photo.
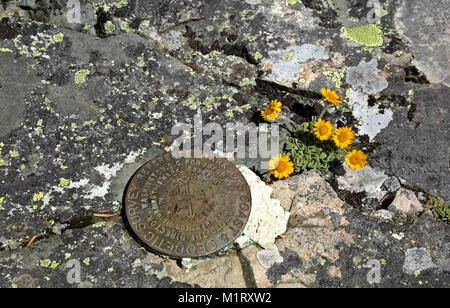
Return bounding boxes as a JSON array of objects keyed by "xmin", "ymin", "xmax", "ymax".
[
  {"xmin": 338, "ymin": 131, "xmax": 349, "ymax": 142},
  {"xmin": 266, "ymin": 106, "xmax": 277, "ymax": 114},
  {"xmin": 319, "ymin": 125, "xmax": 329, "ymax": 135},
  {"xmin": 277, "ymin": 160, "xmax": 289, "ymax": 172},
  {"xmin": 349, "ymin": 154, "xmax": 361, "ymax": 165}
]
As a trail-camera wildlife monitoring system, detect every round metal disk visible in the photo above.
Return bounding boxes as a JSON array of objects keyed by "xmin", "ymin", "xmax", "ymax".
[{"xmin": 124, "ymin": 152, "xmax": 252, "ymax": 259}]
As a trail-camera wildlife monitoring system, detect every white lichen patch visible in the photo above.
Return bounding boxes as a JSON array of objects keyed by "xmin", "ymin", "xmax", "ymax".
[
  {"xmin": 238, "ymin": 166, "xmax": 290, "ymax": 249},
  {"xmin": 262, "ymin": 44, "xmax": 329, "ymax": 86},
  {"xmin": 347, "ymin": 89, "xmax": 393, "ymax": 140},
  {"xmin": 346, "ymin": 59, "xmax": 388, "ymax": 95},
  {"xmin": 40, "ymin": 151, "xmax": 143, "ymax": 207},
  {"xmin": 85, "ymin": 163, "xmax": 124, "ymax": 199},
  {"xmin": 84, "ymin": 150, "xmax": 143, "ymax": 199},
  {"xmin": 13, "ymin": 33, "xmax": 54, "ymax": 60}
]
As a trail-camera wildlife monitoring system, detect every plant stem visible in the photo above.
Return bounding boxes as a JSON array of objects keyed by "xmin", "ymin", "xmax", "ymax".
[
  {"xmin": 318, "ymin": 104, "xmax": 330, "ymax": 119},
  {"xmin": 348, "ymin": 141, "xmax": 382, "ymax": 152},
  {"xmin": 280, "ymin": 115, "xmax": 299, "ymax": 128}
]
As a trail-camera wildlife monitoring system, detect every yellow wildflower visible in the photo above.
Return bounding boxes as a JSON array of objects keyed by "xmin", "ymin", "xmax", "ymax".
[
  {"xmin": 346, "ymin": 150, "xmax": 367, "ymax": 170},
  {"xmin": 261, "ymin": 99, "xmax": 282, "ymax": 121},
  {"xmin": 269, "ymin": 154, "xmax": 294, "ymax": 180},
  {"xmin": 313, "ymin": 119, "xmax": 333, "ymax": 141},
  {"xmin": 321, "ymin": 88, "xmax": 342, "ymax": 105},
  {"xmin": 333, "ymin": 126, "xmax": 355, "ymax": 149}
]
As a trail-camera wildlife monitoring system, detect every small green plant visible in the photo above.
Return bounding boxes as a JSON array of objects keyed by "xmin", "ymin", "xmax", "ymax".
[
  {"xmin": 285, "ymin": 120, "xmax": 345, "ymax": 173},
  {"xmin": 425, "ymin": 196, "xmax": 450, "ymax": 222},
  {"xmin": 260, "ymin": 87, "xmax": 367, "ymax": 179}
]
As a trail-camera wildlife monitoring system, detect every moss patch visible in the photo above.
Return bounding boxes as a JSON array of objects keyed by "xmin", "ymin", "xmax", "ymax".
[
  {"xmin": 425, "ymin": 196, "xmax": 449, "ymax": 222},
  {"xmin": 341, "ymin": 24, "xmax": 384, "ymax": 47}
]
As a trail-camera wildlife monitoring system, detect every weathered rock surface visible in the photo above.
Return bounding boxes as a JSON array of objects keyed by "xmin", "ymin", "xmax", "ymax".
[
  {"xmin": 1, "ymin": 170, "xmax": 448, "ymax": 288},
  {"xmin": 240, "ymin": 208, "xmax": 449, "ymax": 288},
  {"xmin": 271, "ymin": 171, "xmax": 347, "ymax": 229}
]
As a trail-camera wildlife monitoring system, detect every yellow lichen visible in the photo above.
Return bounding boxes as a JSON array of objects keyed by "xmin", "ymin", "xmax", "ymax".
[
  {"xmin": 33, "ymin": 192, "xmax": 44, "ymax": 202},
  {"xmin": 58, "ymin": 178, "xmax": 70, "ymax": 187}
]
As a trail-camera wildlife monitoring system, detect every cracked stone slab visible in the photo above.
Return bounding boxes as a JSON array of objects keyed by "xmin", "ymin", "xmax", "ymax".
[
  {"xmin": 240, "ymin": 206, "xmax": 449, "ymax": 288},
  {"xmin": 0, "ymin": 0, "xmax": 449, "ymax": 289}
]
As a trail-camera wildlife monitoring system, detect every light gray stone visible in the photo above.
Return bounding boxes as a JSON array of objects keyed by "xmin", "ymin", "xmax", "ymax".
[
  {"xmin": 383, "ymin": 176, "xmax": 402, "ymax": 193},
  {"xmin": 439, "ymin": 259, "xmax": 450, "ymax": 273},
  {"xmin": 371, "ymin": 209, "xmax": 394, "ymax": 222},
  {"xmin": 256, "ymin": 245, "xmax": 284, "ymax": 269},
  {"xmin": 403, "ymin": 247, "xmax": 437, "ymax": 275},
  {"xmin": 347, "ymin": 89, "xmax": 393, "ymax": 141},
  {"xmin": 262, "ymin": 44, "xmax": 329, "ymax": 87}
]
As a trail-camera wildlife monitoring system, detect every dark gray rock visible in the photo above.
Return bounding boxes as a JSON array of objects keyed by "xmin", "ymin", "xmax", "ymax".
[
  {"xmin": 0, "ymin": 53, "xmax": 41, "ymax": 137},
  {"xmin": 0, "ymin": 219, "xmax": 192, "ymax": 288},
  {"xmin": 371, "ymin": 85, "xmax": 450, "ymax": 202},
  {"xmin": 0, "ymin": 19, "xmax": 258, "ymax": 245}
]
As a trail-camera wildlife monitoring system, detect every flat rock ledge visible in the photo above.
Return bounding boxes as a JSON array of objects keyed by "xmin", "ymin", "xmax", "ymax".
[{"xmin": 1, "ymin": 169, "xmax": 448, "ymax": 288}]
